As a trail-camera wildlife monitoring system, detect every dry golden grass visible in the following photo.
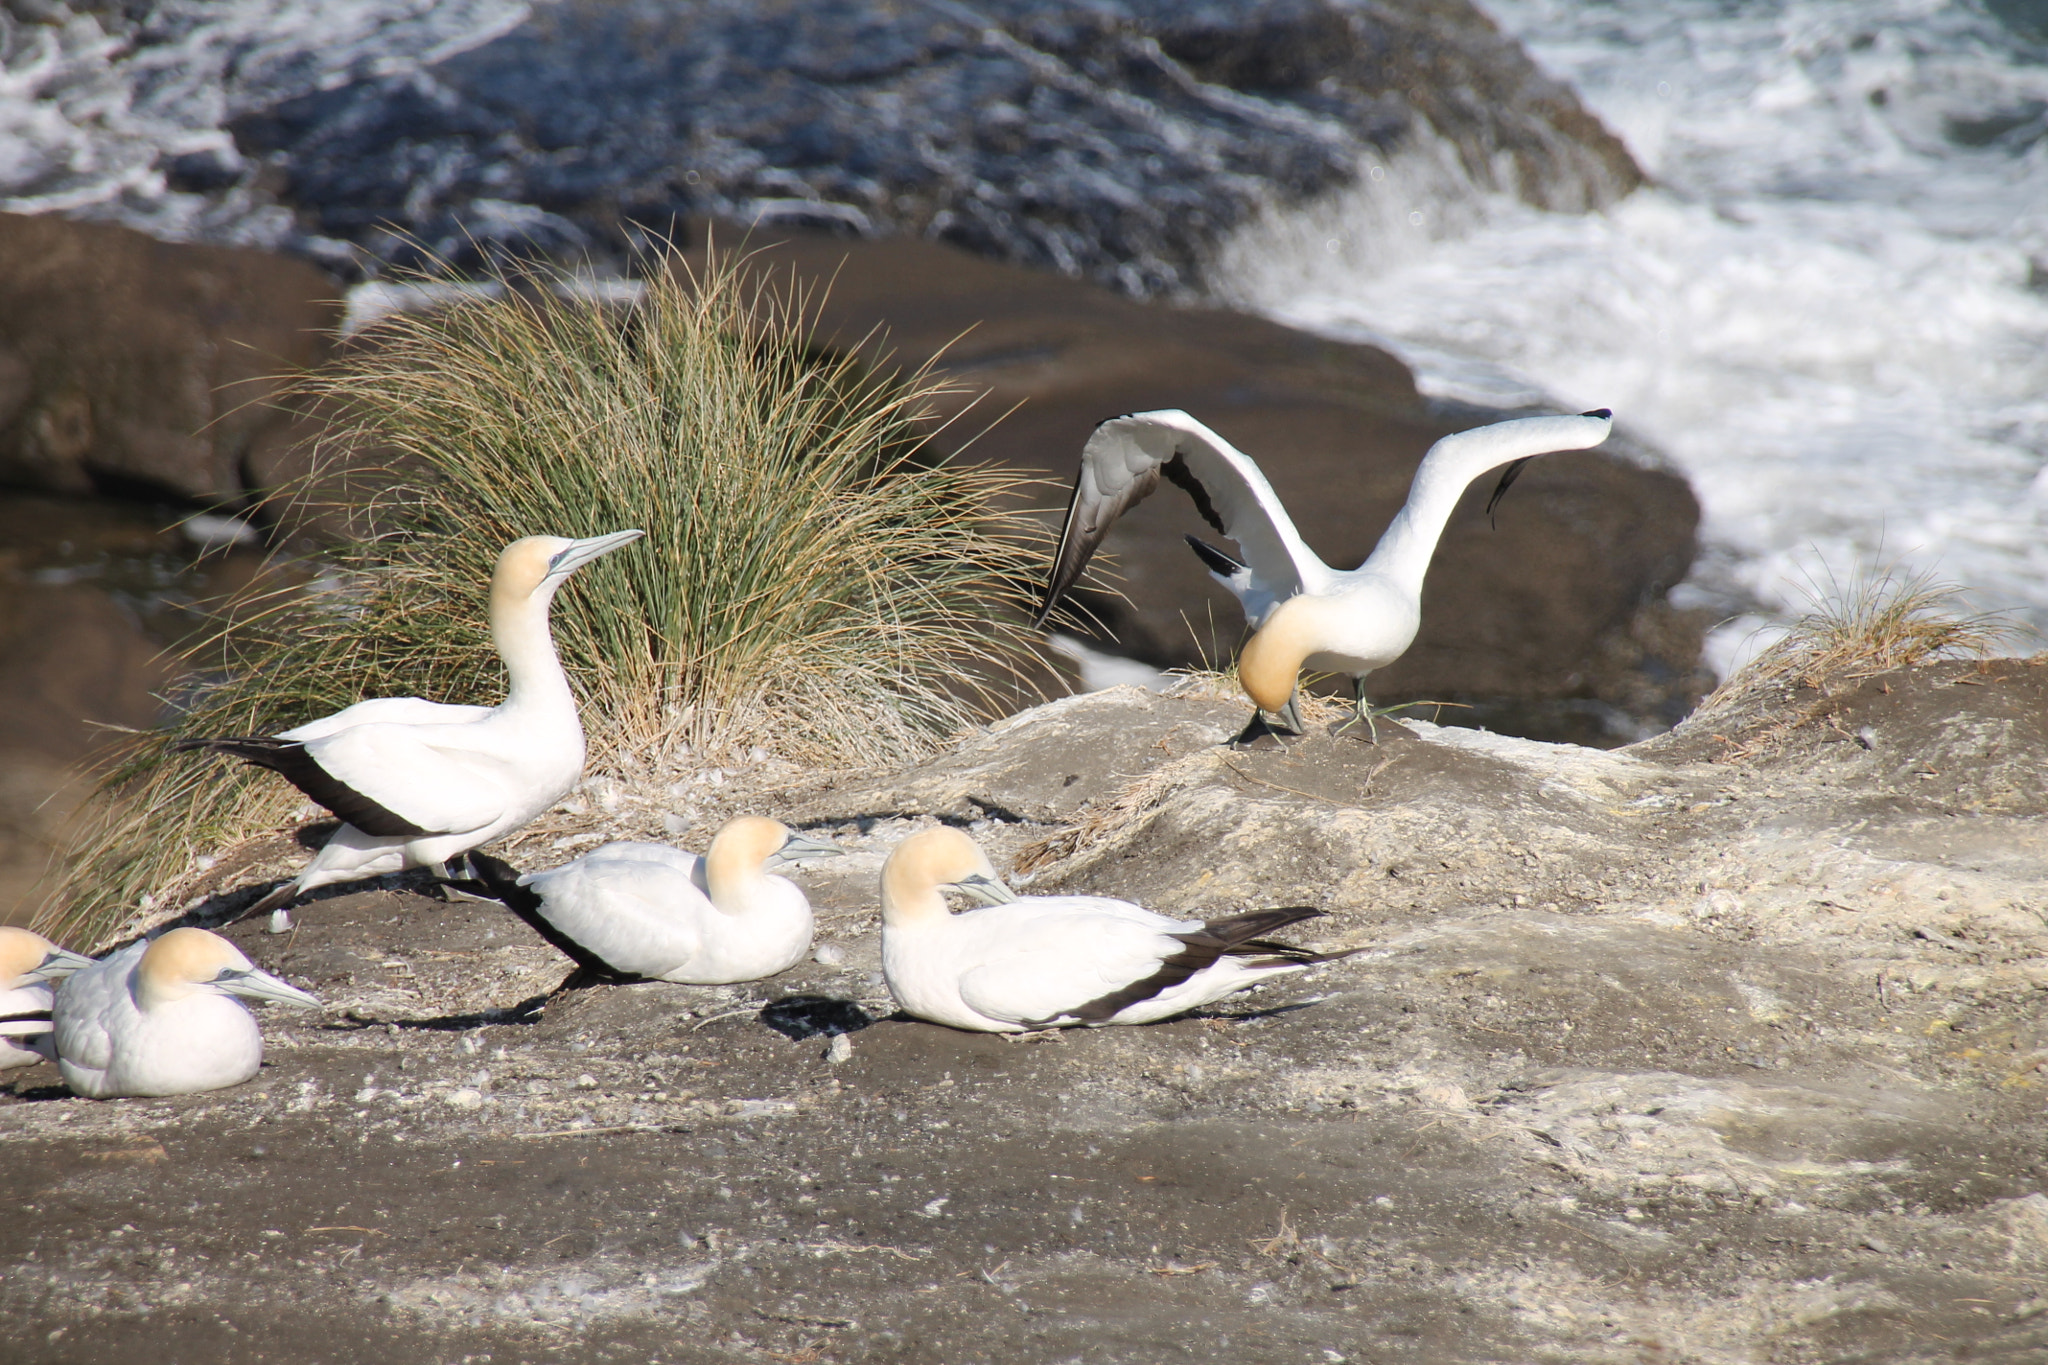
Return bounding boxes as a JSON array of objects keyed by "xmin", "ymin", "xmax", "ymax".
[
  {"xmin": 38, "ymin": 249, "xmax": 1051, "ymax": 948},
  {"xmin": 1701, "ymin": 561, "xmax": 2019, "ymax": 715}
]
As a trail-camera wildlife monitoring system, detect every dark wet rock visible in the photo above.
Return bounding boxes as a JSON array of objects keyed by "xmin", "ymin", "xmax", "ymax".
[
  {"xmin": 0, "ymin": 212, "xmax": 339, "ymax": 504},
  {"xmin": 229, "ymin": 0, "xmax": 1641, "ymax": 292},
  {"xmin": 7, "ymin": 660, "xmax": 2045, "ymax": 1361}
]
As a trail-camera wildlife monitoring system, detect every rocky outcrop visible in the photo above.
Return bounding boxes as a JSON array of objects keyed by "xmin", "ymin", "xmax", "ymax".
[
  {"xmin": 6, "ymin": 660, "xmax": 2044, "ymax": 1361},
  {"xmin": 229, "ymin": 0, "xmax": 1641, "ymax": 292},
  {"xmin": 0, "ymin": 212, "xmax": 339, "ymax": 503}
]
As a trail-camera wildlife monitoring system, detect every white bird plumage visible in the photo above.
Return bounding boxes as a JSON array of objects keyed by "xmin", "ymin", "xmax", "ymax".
[
  {"xmin": 1036, "ymin": 408, "xmax": 1614, "ymax": 736},
  {"xmin": 479, "ymin": 816, "xmax": 842, "ymax": 984},
  {"xmin": 0, "ymin": 926, "xmax": 94, "ymax": 1069},
  {"xmin": 879, "ymin": 827, "xmax": 1350, "ymax": 1032},
  {"xmin": 180, "ymin": 530, "xmax": 644, "ymax": 925},
  {"xmin": 51, "ymin": 927, "xmax": 321, "ymax": 1099}
]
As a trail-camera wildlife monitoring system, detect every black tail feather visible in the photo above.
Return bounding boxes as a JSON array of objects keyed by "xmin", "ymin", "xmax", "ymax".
[
  {"xmin": 458, "ymin": 853, "xmax": 639, "ymax": 983},
  {"xmin": 1048, "ymin": 907, "xmax": 1337, "ymax": 1025}
]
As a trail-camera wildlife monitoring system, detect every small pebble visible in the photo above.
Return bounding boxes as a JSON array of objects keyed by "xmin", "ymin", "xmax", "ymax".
[
  {"xmin": 445, "ymin": 1088, "xmax": 484, "ymax": 1110},
  {"xmin": 826, "ymin": 1033, "xmax": 853, "ymax": 1065},
  {"xmin": 575, "ymin": 1074, "xmax": 598, "ymax": 1090}
]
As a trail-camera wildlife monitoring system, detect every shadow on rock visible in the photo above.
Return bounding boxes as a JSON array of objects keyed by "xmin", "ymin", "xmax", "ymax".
[{"xmin": 758, "ymin": 994, "xmax": 875, "ymax": 1040}]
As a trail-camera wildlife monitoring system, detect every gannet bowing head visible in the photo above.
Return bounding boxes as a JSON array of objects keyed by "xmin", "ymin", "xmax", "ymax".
[
  {"xmin": 1235, "ymin": 594, "xmax": 1353, "ymax": 715},
  {"xmin": 881, "ymin": 827, "xmax": 1019, "ymax": 927},
  {"xmin": 136, "ymin": 928, "xmax": 323, "ymax": 1011},
  {"xmin": 0, "ymin": 926, "xmax": 93, "ymax": 988}
]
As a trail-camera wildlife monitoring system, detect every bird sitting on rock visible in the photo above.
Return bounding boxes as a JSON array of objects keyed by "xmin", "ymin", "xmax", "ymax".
[
  {"xmin": 1035, "ymin": 408, "xmax": 1613, "ymax": 740},
  {"xmin": 466, "ymin": 816, "xmax": 842, "ymax": 984},
  {"xmin": 878, "ymin": 826, "xmax": 1354, "ymax": 1032},
  {"xmin": 52, "ymin": 927, "xmax": 320, "ymax": 1099},
  {"xmin": 0, "ymin": 927, "xmax": 95, "ymax": 1070},
  {"xmin": 178, "ymin": 530, "xmax": 644, "ymax": 929}
]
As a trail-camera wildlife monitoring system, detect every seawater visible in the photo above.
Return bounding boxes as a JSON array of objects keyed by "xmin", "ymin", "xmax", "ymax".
[
  {"xmin": 0, "ymin": 0, "xmax": 525, "ymax": 250},
  {"xmin": 1217, "ymin": 0, "xmax": 2048, "ymax": 676}
]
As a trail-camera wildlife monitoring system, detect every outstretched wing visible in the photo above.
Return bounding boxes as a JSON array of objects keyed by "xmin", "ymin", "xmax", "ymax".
[{"xmin": 1036, "ymin": 410, "xmax": 1331, "ymax": 628}]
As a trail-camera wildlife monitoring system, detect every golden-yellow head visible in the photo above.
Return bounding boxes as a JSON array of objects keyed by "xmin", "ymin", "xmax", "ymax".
[
  {"xmin": 135, "ymin": 928, "xmax": 321, "ymax": 1011},
  {"xmin": 489, "ymin": 530, "xmax": 646, "ymax": 608},
  {"xmin": 880, "ymin": 827, "xmax": 1016, "ymax": 926},
  {"xmin": 708, "ymin": 815, "xmax": 796, "ymax": 874},
  {"xmin": 0, "ymin": 926, "xmax": 61, "ymax": 989}
]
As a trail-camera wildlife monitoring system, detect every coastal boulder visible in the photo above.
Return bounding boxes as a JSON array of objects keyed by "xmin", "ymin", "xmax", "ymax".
[{"xmin": 0, "ymin": 212, "xmax": 338, "ymax": 504}]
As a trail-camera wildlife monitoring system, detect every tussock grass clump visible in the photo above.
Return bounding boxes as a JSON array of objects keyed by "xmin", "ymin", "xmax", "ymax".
[
  {"xmin": 1705, "ymin": 560, "xmax": 2019, "ymax": 713},
  {"xmin": 40, "ymin": 251, "xmax": 1049, "ymax": 948}
]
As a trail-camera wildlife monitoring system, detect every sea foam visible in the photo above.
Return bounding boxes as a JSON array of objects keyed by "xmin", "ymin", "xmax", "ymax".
[{"xmin": 1216, "ymin": 0, "xmax": 2048, "ymax": 675}]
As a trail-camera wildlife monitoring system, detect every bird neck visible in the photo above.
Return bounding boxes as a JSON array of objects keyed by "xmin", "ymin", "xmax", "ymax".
[
  {"xmin": 879, "ymin": 865, "xmax": 950, "ymax": 929},
  {"xmin": 490, "ymin": 583, "xmax": 574, "ymax": 714},
  {"xmin": 133, "ymin": 968, "xmax": 197, "ymax": 1012},
  {"xmin": 1361, "ymin": 443, "xmax": 1510, "ymax": 600},
  {"xmin": 704, "ymin": 854, "xmax": 769, "ymax": 917}
]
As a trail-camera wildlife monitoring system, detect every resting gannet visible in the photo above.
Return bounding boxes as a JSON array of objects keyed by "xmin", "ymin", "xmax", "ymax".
[
  {"xmin": 0, "ymin": 927, "xmax": 94, "ymax": 1069},
  {"xmin": 879, "ymin": 827, "xmax": 1353, "ymax": 1032},
  {"xmin": 469, "ymin": 817, "xmax": 842, "ymax": 984},
  {"xmin": 52, "ymin": 927, "xmax": 320, "ymax": 1098},
  {"xmin": 180, "ymin": 530, "xmax": 644, "ymax": 926},
  {"xmin": 1036, "ymin": 409, "xmax": 1613, "ymax": 739}
]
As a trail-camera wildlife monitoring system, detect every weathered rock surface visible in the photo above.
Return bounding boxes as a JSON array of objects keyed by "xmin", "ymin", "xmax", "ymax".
[
  {"xmin": 0, "ymin": 211, "xmax": 339, "ymax": 504},
  {"xmin": 7, "ymin": 660, "xmax": 2046, "ymax": 1362},
  {"xmin": 230, "ymin": 0, "xmax": 1641, "ymax": 293}
]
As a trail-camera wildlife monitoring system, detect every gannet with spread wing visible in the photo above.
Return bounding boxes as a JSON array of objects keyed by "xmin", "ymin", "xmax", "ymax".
[{"xmin": 1036, "ymin": 409, "xmax": 1613, "ymax": 738}]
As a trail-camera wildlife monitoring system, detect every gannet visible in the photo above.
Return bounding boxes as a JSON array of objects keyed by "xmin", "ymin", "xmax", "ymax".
[
  {"xmin": 468, "ymin": 817, "xmax": 843, "ymax": 984},
  {"xmin": 1035, "ymin": 409, "xmax": 1614, "ymax": 738},
  {"xmin": 51, "ymin": 927, "xmax": 320, "ymax": 1098},
  {"xmin": 179, "ymin": 530, "xmax": 645, "ymax": 926},
  {"xmin": 879, "ymin": 827, "xmax": 1353, "ymax": 1032},
  {"xmin": 0, "ymin": 927, "xmax": 94, "ymax": 1070}
]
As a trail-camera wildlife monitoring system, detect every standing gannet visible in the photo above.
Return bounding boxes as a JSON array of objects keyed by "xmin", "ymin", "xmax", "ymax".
[
  {"xmin": 179, "ymin": 530, "xmax": 645, "ymax": 926},
  {"xmin": 1035, "ymin": 409, "xmax": 1614, "ymax": 739},
  {"xmin": 879, "ymin": 827, "xmax": 1353, "ymax": 1032},
  {"xmin": 467, "ymin": 817, "xmax": 843, "ymax": 984},
  {"xmin": 0, "ymin": 927, "xmax": 94, "ymax": 1069},
  {"xmin": 51, "ymin": 927, "xmax": 320, "ymax": 1098}
]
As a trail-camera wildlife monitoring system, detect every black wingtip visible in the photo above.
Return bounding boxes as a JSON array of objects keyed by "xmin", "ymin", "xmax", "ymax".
[
  {"xmin": 1581, "ymin": 407, "xmax": 1612, "ymax": 420},
  {"xmin": 1183, "ymin": 533, "xmax": 1246, "ymax": 578}
]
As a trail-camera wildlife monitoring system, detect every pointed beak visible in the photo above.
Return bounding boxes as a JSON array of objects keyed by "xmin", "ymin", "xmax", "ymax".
[
  {"xmin": 26, "ymin": 947, "xmax": 95, "ymax": 984},
  {"xmin": 213, "ymin": 967, "xmax": 322, "ymax": 1009},
  {"xmin": 546, "ymin": 528, "xmax": 645, "ymax": 580},
  {"xmin": 767, "ymin": 833, "xmax": 845, "ymax": 869},
  {"xmin": 949, "ymin": 872, "xmax": 1019, "ymax": 906}
]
